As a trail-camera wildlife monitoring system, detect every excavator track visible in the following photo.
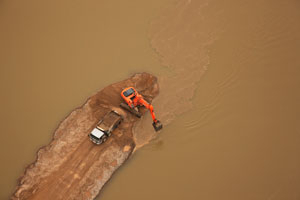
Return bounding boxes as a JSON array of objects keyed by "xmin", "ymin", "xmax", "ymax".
[{"xmin": 120, "ymin": 103, "xmax": 142, "ymax": 118}]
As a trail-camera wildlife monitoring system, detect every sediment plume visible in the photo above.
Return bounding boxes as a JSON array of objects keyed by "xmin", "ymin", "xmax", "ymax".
[{"xmin": 132, "ymin": 0, "xmax": 219, "ymax": 148}]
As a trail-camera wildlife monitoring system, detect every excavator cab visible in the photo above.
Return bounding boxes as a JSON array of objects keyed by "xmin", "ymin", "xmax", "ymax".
[
  {"xmin": 120, "ymin": 87, "xmax": 163, "ymax": 132},
  {"xmin": 122, "ymin": 88, "xmax": 135, "ymax": 97}
]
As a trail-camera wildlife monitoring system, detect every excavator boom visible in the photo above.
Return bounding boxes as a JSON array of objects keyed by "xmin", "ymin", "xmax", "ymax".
[
  {"xmin": 136, "ymin": 98, "xmax": 156, "ymax": 122},
  {"xmin": 137, "ymin": 97, "xmax": 162, "ymax": 131}
]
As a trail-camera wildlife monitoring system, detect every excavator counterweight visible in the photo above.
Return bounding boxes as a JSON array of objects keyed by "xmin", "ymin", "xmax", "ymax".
[{"xmin": 120, "ymin": 87, "xmax": 163, "ymax": 131}]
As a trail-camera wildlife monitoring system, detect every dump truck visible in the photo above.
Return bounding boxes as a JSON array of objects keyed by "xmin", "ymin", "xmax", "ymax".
[{"xmin": 89, "ymin": 110, "xmax": 123, "ymax": 144}]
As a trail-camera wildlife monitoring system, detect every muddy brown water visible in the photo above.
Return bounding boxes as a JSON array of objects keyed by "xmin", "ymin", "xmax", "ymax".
[{"xmin": 1, "ymin": 0, "xmax": 300, "ymax": 199}]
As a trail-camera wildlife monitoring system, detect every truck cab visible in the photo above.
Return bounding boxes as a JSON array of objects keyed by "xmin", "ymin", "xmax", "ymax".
[
  {"xmin": 89, "ymin": 110, "xmax": 123, "ymax": 145},
  {"xmin": 89, "ymin": 128, "xmax": 107, "ymax": 144}
]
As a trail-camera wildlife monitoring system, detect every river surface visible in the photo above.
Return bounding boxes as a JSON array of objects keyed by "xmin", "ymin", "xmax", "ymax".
[{"xmin": 1, "ymin": 0, "xmax": 300, "ymax": 199}]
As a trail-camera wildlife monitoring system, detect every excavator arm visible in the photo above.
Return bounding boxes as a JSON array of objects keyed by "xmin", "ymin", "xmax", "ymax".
[
  {"xmin": 137, "ymin": 98, "xmax": 158, "ymax": 123},
  {"xmin": 135, "ymin": 96, "xmax": 162, "ymax": 131}
]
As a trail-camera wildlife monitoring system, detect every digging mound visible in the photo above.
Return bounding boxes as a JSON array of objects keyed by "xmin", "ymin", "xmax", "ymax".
[{"xmin": 11, "ymin": 73, "xmax": 159, "ymax": 200}]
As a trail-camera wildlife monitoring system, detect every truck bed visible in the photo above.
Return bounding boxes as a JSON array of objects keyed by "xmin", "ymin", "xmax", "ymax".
[{"xmin": 96, "ymin": 111, "xmax": 122, "ymax": 131}]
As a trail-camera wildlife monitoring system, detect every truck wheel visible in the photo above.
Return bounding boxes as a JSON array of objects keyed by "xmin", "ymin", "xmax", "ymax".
[{"xmin": 100, "ymin": 137, "xmax": 106, "ymax": 144}]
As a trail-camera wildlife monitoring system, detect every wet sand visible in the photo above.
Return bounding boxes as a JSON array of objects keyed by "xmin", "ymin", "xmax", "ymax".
[{"xmin": 11, "ymin": 73, "xmax": 159, "ymax": 200}]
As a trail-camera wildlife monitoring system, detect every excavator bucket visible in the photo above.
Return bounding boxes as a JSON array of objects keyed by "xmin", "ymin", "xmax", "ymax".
[
  {"xmin": 152, "ymin": 120, "xmax": 163, "ymax": 131},
  {"xmin": 120, "ymin": 103, "xmax": 142, "ymax": 118}
]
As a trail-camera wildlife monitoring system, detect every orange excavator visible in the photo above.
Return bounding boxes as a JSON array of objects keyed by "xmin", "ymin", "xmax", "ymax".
[{"xmin": 120, "ymin": 87, "xmax": 163, "ymax": 131}]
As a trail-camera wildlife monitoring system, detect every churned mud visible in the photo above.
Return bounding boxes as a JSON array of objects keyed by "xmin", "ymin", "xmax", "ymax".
[{"xmin": 11, "ymin": 73, "xmax": 159, "ymax": 200}]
